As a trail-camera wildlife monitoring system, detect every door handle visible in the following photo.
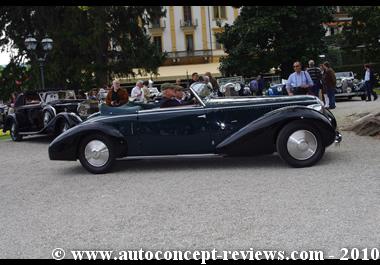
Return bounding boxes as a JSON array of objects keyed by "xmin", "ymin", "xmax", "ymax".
[{"xmin": 197, "ymin": 114, "xmax": 206, "ymax": 118}]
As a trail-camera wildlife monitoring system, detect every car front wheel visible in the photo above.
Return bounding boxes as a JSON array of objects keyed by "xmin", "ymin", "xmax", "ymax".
[
  {"xmin": 276, "ymin": 121, "xmax": 325, "ymax": 168},
  {"xmin": 78, "ymin": 134, "xmax": 115, "ymax": 174}
]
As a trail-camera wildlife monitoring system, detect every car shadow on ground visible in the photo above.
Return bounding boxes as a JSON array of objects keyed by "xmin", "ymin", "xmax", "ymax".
[
  {"xmin": 59, "ymin": 153, "xmax": 336, "ymax": 175},
  {"xmin": 15, "ymin": 135, "xmax": 54, "ymax": 144}
]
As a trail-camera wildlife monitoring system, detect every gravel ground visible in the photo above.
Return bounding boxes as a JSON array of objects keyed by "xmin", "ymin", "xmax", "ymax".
[{"xmin": 0, "ymin": 99, "xmax": 379, "ymax": 259}]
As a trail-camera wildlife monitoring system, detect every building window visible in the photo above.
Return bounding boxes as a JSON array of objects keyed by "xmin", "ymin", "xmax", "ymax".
[
  {"xmin": 214, "ymin": 33, "xmax": 222, "ymax": 50},
  {"xmin": 151, "ymin": 17, "xmax": 161, "ymax": 28},
  {"xmin": 213, "ymin": 6, "xmax": 227, "ymax": 20},
  {"xmin": 183, "ymin": 6, "xmax": 192, "ymax": 25},
  {"xmin": 153, "ymin": 36, "xmax": 162, "ymax": 52},
  {"xmin": 185, "ymin": 34, "xmax": 194, "ymax": 52}
]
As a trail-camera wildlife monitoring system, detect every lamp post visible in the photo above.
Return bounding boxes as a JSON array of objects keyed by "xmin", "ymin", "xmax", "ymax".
[{"xmin": 24, "ymin": 34, "xmax": 53, "ymax": 90}]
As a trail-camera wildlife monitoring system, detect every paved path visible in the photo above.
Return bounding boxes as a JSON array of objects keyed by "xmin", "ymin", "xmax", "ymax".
[{"xmin": 0, "ymin": 99, "xmax": 379, "ymax": 259}]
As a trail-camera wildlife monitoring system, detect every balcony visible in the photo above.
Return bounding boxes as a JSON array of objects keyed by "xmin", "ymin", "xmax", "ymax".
[
  {"xmin": 147, "ymin": 20, "xmax": 166, "ymax": 34},
  {"xmin": 166, "ymin": 49, "xmax": 212, "ymax": 58},
  {"xmin": 180, "ymin": 19, "xmax": 198, "ymax": 30}
]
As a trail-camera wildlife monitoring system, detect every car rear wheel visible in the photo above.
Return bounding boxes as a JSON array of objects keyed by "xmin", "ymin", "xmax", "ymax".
[
  {"xmin": 10, "ymin": 121, "xmax": 23, "ymax": 141},
  {"xmin": 361, "ymin": 94, "xmax": 367, "ymax": 101},
  {"xmin": 78, "ymin": 134, "xmax": 115, "ymax": 174},
  {"xmin": 276, "ymin": 121, "xmax": 325, "ymax": 168}
]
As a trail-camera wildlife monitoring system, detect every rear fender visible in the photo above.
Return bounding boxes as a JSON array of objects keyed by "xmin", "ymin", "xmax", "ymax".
[{"xmin": 216, "ymin": 106, "xmax": 336, "ymax": 155}]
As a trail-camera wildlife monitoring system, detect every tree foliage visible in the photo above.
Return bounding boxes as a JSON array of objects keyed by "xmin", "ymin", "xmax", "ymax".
[
  {"xmin": 0, "ymin": 6, "xmax": 166, "ymax": 99},
  {"xmin": 217, "ymin": 6, "xmax": 333, "ymax": 78},
  {"xmin": 341, "ymin": 6, "xmax": 380, "ymax": 63}
]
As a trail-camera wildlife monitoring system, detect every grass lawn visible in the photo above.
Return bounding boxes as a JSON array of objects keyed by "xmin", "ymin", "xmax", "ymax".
[{"xmin": 0, "ymin": 130, "xmax": 10, "ymax": 141}]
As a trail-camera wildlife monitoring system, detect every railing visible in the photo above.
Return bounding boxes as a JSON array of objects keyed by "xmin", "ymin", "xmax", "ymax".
[
  {"xmin": 180, "ymin": 19, "xmax": 198, "ymax": 29},
  {"xmin": 166, "ymin": 49, "xmax": 212, "ymax": 58}
]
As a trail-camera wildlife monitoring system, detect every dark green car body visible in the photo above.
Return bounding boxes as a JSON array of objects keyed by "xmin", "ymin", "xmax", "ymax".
[{"xmin": 49, "ymin": 93, "xmax": 339, "ymax": 162}]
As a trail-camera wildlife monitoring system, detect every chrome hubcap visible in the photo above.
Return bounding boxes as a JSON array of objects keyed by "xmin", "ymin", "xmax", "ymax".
[
  {"xmin": 84, "ymin": 140, "xmax": 109, "ymax": 167},
  {"xmin": 287, "ymin": 130, "xmax": 318, "ymax": 160}
]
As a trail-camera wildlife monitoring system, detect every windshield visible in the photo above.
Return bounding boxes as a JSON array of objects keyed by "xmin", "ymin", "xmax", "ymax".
[
  {"xmin": 336, "ymin": 72, "xmax": 353, "ymax": 78},
  {"xmin": 189, "ymin": 82, "xmax": 216, "ymax": 105}
]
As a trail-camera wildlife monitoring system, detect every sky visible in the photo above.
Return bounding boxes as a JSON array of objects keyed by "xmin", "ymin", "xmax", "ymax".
[{"xmin": 0, "ymin": 49, "xmax": 12, "ymax": 66}]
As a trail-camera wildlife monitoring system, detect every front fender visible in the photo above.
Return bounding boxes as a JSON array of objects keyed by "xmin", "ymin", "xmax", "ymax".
[
  {"xmin": 216, "ymin": 106, "xmax": 336, "ymax": 155},
  {"xmin": 3, "ymin": 113, "xmax": 17, "ymax": 133},
  {"xmin": 49, "ymin": 121, "xmax": 126, "ymax": 161},
  {"xmin": 46, "ymin": 112, "xmax": 83, "ymax": 132}
]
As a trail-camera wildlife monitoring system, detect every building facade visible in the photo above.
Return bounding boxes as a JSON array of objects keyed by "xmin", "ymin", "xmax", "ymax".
[{"xmin": 146, "ymin": 6, "xmax": 240, "ymax": 66}]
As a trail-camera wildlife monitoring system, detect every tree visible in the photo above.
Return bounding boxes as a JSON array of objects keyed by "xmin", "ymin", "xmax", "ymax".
[
  {"xmin": 341, "ymin": 6, "xmax": 380, "ymax": 63},
  {"xmin": 0, "ymin": 6, "xmax": 166, "ymax": 98},
  {"xmin": 217, "ymin": 6, "xmax": 333, "ymax": 78}
]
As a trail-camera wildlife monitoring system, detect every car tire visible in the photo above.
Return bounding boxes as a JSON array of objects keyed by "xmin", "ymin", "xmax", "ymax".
[
  {"xmin": 361, "ymin": 95, "xmax": 367, "ymax": 101},
  {"xmin": 78, "ymin": 134, "xmax": 115, "ymax": 174},
  {"xmin": 276, "ymin": 121, "xmax": 325, "ymax": 168},
  {"xmin": 10, "ymin": 120, "xmax": 23, "ymax": 142}
]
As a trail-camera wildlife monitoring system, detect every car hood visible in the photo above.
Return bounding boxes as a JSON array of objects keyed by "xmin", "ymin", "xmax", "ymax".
[{"xmin": 205, "ymin": 95, "xmax": 318, "ymax": 107}]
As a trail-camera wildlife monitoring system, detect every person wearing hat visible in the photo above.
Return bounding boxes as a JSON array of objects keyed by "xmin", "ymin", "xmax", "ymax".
[
  {"xmin": 160, "ymin": 83, "xmax": 183, "ymax": 108},
  {"xmin": 174, "ymin": 86, "xmax": 196, "ymax": 105}
]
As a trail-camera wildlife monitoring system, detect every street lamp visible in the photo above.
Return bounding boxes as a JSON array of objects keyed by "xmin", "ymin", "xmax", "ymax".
[{"xmin": 24, "ymin": 34, "xmax": 53, "ymax": 90}]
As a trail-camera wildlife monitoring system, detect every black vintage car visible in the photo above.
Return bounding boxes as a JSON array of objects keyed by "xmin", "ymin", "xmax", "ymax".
[
  {"xmin": 49, "ymin": 82, "xmax": 342, "ymax": 174},
  {"xmin": 3, "ymin": 90, "xmax": 83, "ymax": 141},
  {"xmin": 335, "ymin": 71, "xmax": 367, "ymax": 100}
]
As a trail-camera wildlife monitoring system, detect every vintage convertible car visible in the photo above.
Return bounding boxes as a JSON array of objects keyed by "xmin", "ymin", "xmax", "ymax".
[
  {"xmin": 3, "ymin": 90, "xmax": 83, "ymax": 141},
  {"xmin": 49, "ymin": 82, "xmax": 342, "ymax": 174},
  {"xmin": 335, "ymin": 71, "xmax": 366, "ymax": 100}
]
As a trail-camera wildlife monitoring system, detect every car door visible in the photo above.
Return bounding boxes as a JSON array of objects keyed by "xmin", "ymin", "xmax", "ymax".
[
  {"xmin": 137, "ymin": 106, "xmax": 212, "ymax": 155},
  {"xmin": 17, "ymin": 103, "xmax": 44, "ymax": 132}
]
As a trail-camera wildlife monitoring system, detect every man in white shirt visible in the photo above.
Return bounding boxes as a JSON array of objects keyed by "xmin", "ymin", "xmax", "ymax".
[
  {"xmin": 131, "ymin": 80, "xmax": 144, "ymax": 102},
  {"xmin": 286, "ymin": 61, "xmax": 314, "ymax": 96}
]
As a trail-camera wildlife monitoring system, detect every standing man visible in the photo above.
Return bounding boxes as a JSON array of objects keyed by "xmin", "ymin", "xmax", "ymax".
[
  {"xmin": 286, "ymin": 61, "xmax": 314, "ymax": 95},
  {"xmin": 189, "ymin": 72, "xmax": 199, "ymax": 86},
  {"xmin": 364, "ymin": 64, "xmax": 378, "ymax": 101},
  {"xmin": 321, "ymin": 61, "xmax": 337, "ymax": 109},
  {"xmin": 306, "ymin": 60, "xmax": 322, "ymax": 97},
  {"xmin": 131, "ymin": 80, "xmax": 144, "ymax": 102},
  {"xmin": 105, "ymin": 79, "xmax": 129, "ymax": 107},
  {"xmin": 256, "ymin": 75, "xmax": 264, "ymax": 96}
]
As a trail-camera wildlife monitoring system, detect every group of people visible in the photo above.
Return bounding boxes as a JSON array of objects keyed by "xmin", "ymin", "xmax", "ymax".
[
  {"xmin": 285, "ymin": 60, "xmax": 378, "ymax": 109},
  {"xmin": 187, "ymin": 72, "xmax": 221, "ymax": 96},
  {"xmin": 102, "ymin": 78, "xmax": 196, "ymax": 108},
  {"xmin": 285, "ymin": 60, "xmax": 337, "ymax": 109}
]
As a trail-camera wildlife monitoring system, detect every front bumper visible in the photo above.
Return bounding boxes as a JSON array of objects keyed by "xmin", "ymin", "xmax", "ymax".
[{"xmin": 335, "ymin": 131, "xmax": 342, "ymax": 145}]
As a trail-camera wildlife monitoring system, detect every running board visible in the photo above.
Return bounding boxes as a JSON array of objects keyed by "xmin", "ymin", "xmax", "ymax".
[{"xmin": 119, "ymin": 153, "xmax": 221, "ymax": 160}]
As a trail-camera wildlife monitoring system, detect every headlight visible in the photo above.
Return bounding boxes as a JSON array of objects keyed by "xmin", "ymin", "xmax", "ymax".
[{"xmin": 307, "ymin": 103, "xmax": 323, "ymax": 113}]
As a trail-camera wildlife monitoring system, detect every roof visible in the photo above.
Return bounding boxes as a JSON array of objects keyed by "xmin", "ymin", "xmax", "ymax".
[{"xmin": 120, "ymin": 63, "xmax": 222, "ymax": 83}]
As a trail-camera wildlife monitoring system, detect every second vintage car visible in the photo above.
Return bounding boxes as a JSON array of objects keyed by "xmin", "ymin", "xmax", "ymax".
[
  {"xmin": 49, "ymin": 82, "xmax": 342, "ymax": 174},
  {"xmin": 335, "ymin": 71, "xmax": 366, "ymax": 100},
  {"xmin": 2, "ymin": 90, "xmax": 83, "ymax": 141}
]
